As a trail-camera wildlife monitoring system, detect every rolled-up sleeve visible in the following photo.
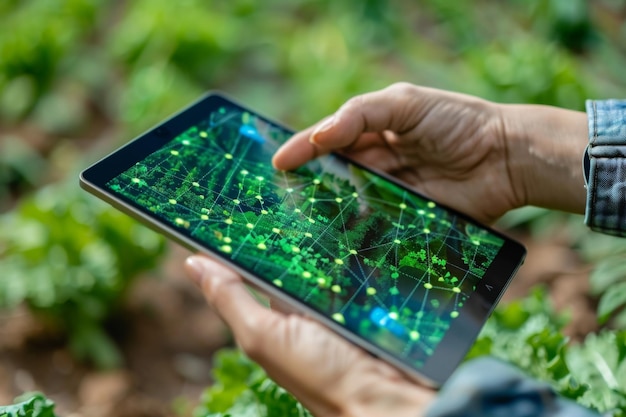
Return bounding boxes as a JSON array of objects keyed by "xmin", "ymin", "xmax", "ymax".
[
  {"xmin": 585, "ymin": 99, "xmax": 626, "ymax": 237},
  {"xmin": 425, "ymin": 357, "xmax": 604, "ymax": 417}
]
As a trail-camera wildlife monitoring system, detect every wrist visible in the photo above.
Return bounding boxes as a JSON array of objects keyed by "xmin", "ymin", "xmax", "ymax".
[{"xmin": 500, "ymin": 103, "xmax": 588, "ymax": 214}]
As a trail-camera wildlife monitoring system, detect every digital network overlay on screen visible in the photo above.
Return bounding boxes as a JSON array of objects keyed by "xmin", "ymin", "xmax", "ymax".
[{"xmin": 106, "ymin": 105, "xmax": 506, "ymax": 368}]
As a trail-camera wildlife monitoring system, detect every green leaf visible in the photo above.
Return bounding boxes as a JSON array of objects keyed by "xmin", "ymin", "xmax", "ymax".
[
  {"xmin": 0, "ymin": 393, "xmax": 58, "ymax": 417},
  {"xmin": 195, "ymin": 349, "xmax": 312, "ymax": 417},
  {"xmin": 597, "ymin": 282, "xmax": 626, "ymax": 324},
  {"xmin": 589, "ymin": 256, "xmax": 626, "ymax": 295}
]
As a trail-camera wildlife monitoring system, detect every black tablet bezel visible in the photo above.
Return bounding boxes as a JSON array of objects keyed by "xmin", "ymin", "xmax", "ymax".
[{"xmin": 80, "ymin": 92, "xmax": 526, "ymax": 386}]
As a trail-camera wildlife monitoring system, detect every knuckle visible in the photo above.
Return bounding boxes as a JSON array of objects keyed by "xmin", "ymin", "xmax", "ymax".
[{"xmin": 388, "ymin": 81, "xmax": 417, "ymax": 96}]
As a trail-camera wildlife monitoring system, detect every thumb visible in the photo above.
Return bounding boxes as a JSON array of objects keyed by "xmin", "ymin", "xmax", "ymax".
[{"xmin": 184, "ymin": 255, "xmax": 276, "ymax": 347}]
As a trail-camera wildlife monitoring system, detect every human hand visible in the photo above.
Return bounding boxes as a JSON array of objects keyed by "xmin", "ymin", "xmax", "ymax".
[
  {"xmin": 185, "ymin": 255, "xmax": 436, "ymax": 417},
  {"xmin": 273, "ymin": 83, "xmax": 588, "ymax": 224}
]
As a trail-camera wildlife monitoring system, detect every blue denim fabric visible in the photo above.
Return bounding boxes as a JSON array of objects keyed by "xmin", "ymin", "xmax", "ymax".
[
  {"xmin": 425, "ymin": 357, "xmax": 603, "ymax": 417},
  {"xmin": 584, "ymin": 99, "xmax": 626, "ymax": 237}
]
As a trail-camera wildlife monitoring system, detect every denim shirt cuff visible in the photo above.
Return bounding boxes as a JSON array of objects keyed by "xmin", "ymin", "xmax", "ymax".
[
  {"xmin": 584, "ymin": 99, "xmax": 626, "ymax": 237},
  {"xmin": 425, "ymin": 357, "xmax": 602, "ymax": 417}
]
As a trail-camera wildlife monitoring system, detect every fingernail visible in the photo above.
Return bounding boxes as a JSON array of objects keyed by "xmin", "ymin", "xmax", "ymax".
[
  {"xmin": 185, "ymin": 256, "xmax": 206, "ymax": 287},
  {"xmin": 310, "ymin": 116, "xmax": 335, "ymax": 144}
]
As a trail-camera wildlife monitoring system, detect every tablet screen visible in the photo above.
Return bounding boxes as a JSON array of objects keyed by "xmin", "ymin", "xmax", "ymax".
[{"xmin": 84, "ymin": 94, "xmax": 524, "ymax": 384}]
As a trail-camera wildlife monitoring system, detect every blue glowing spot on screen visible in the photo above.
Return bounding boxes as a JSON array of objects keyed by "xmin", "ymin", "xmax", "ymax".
[
  {"xmin": 370, "ymin": 307, "xmax": 407, "ymax": 337},
  {"xmin": 239, "ymin": 125, "xmax": 265, "ymax": 143}
]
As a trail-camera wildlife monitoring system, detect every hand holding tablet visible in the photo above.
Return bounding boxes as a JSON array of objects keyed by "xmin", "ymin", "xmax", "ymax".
[{"xmin": 80, "ymin": 91, "xmax": 525, "ymax": 386}]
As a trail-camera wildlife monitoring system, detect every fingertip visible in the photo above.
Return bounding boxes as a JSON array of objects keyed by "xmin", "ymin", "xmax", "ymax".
[{"xmin": 184, "ymin": 255, "xmax": 206, "ymax": 287}]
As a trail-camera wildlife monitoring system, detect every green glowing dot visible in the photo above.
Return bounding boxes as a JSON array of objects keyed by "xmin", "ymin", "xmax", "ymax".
[
  {"xmin": 182, "ymin": 139, "xmax": 190, "ymax": 145},
  {"xmin": 132, "ymin": 178, "xmax": 141, "ymax": 183},
  {"xmin": 308, "ymin": 197, "xmax": 316, "ymax": 203},
  {"xmin": 409, "ymin": 331, "xmax": 420, "ymax": 341},
  {"xmin": 317, "ymin": 277, "xmax": 327, "ymax": 286},
  {"xmin": 292, "ymin": 246, "xmax": 300, "ymax": 253},
  {"xmin": 417, "ymin": 209, "xmax": 425, "ymax": 215},
  {"xmin": 220, "ymin": 245, "xmax": 232, "ymax": 253},
  {"xmin": 366, "ymin": 287, "xmax": 377, "ymax": 296},
  {"xmin": 273, "ymin": 279, "xmax": 283, "ymax": 287},
  {"xmin": 332, "ymin": 313, "xmax": 345, "ymax": 324},
  {"xmin": 423, "ymin": 228, "xmax": 430, "ymax": 234},
  {"xmin": 424, "ymin": 283, "xmax": 433, "ymax": 289},
  {"xmin": 394, "ymin": 239, "xmax": 401, "ymax": 244},
  {"xmin": 246, "ymin": 223, "xmax": 254, "ymax": 229},
  {"xmin": 255, "ymin": 195, "xmax": 263, "ymax": 200},
  {"xmin": 438, "ymin": 277, "xmax": 444, "ymax": 282},
  {"xmin": 175, "ymin": 218, "xmax": 185, "ymax": 225},
  {"xmin": 257, "ymin": 242, "xmax": 267, "ymax": 250},
  {"xmin": 452, "ymin": 287, "xmax": 461, "ymax": 293},
  {"xmin": 331, "ymin": 285, "xmax": 341, "ymax": 293},
  {"xmin": 223, "ymin": 237, "xmax": 232, "ymax": 243},
  {"xmin": 225, "ymin": 218, "xmax": 233, "ymax": 225},
  {"xmin": 294, "ymin": 208, "xmax": 301, "ymax": 213},
  {"xmin": 334, "ymin": 259, "xmax": 344, "ymax": 265},
  {"xmin": 199, "ymin": 195, "xmax": 205, "ymax": 199},
  {"xmin": 286, "ymin": 188, "xmax": 294, "ymax": 193},
  {"xmin": 261, "ymin": 209, "xmax": 268, "ymax": 215},
  {"xmin": 240, "ymin": 169, "xmax": 249, "ymax": 175},
  {"xmin": 352, "ymin": 192, "xmax": 358, "ymax": 198},
  {"xmin": 335, "ymin": 197, "xmax": 343, "ymax": 203},
  {"xmin": 169, "ymin": 199, "xmax": 177, "ymax": 205},
  {"xmin": 256, "ymin": 176, "xmax": 264, "ymax": 181},
  {"xmin": 170, "ymin": 150, "xmax": 179, "ymax": 156},
  {"xmin": 428, "ymin": 213, "xmax": 436, "ymax": 219},
  {"xmin": 391, "ymin": 272, "xmax": 399, "ymax": 279},
  {"xmin": 308, "ymin": 218, "xmax": 315, "ymax": 223},
  {"xmin": 427, "ymin": 201, "xmax": 436, "ymax": 208},
  {"xmin": 472, "ymin": 239, "xmax": 480, "ymax": 245},
  {"xmin": 201, "ymin": 208, "xmax": 210, "ymax": 213},
  {"xmin": 313, "ymin": 179, "xmax": 321, "ymax": 185},
  {"xmin": 224, "ymin": 153, "xmax": 233, "ymax": 159},
  {"xmin": 233, "ymin": 199, "xmax": 240, "ymax": 205},
  {"xmin": 302, "ymin": 271, "xmax": 312, "ymax": 279},
  {"xmin": 399, "ymin": 203, "xmax": 407, "ymax": 209},
  {"xmin": 389, "ymin": 287, "xmax": 400, "ymax": 295},
  {"xmin": 450, "ymin": 311, "xmax": 459, "ymax": 318},
  {"xmin": 192, "ymin": 182, "xmax": 200, "ymax": 187},
  {"xmin": 389, "ymin": 312, "xmax": 399, "ymax": 320},
  {"xmin": 304, "ymin": 232, "xmax": 313, "ymax": 238},
  {"xmin": 272, "ymin": 227, "xmax": 281, "ymax": 234},
  {"xmin": 201, "ymin": 214, "xmax": 209, "ymax": 220},
  {"xmin": 349, "ymin": 249, "xmax": 357, "ymax": 255},
  {"xmin": 199, "ymin": 131, "xmax": 208, "ymax": 138}
]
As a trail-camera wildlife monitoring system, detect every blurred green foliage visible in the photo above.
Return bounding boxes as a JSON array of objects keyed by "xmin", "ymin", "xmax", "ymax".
[
  {"xmin": 0, "ymin": 0, "xmax": 625, "ymax": 412},
  {"xmin": 0, "ymin": 180, "xmax": 165, "ymax": 368}
]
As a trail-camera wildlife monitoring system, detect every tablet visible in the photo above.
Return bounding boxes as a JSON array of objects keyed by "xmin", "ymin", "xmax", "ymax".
[{"xmin": 80, "ymin": 92, "xmax": 526, "ymax": 386}]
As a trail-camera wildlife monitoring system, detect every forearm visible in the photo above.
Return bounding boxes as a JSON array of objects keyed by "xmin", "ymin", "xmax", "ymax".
[{"xmin": 501, "ymin": 104, "xmax": 588, "ymax": 214}]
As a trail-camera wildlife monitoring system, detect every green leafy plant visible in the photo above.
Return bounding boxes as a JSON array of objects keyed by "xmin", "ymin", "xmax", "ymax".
[
  {"xmin": 469, "ymin": 289, "xmax": 626, "ymax": 416},
  {"xmin": 0, "ymin": 393, "xmax": 58, "ymax": 417},
  {"xmin": 194, "ymin": 349, "xmax": 312, "ymax": 417},
  {"xmin": 0, "ymin": 179, "xmax": 166, "ymax": 368}
]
